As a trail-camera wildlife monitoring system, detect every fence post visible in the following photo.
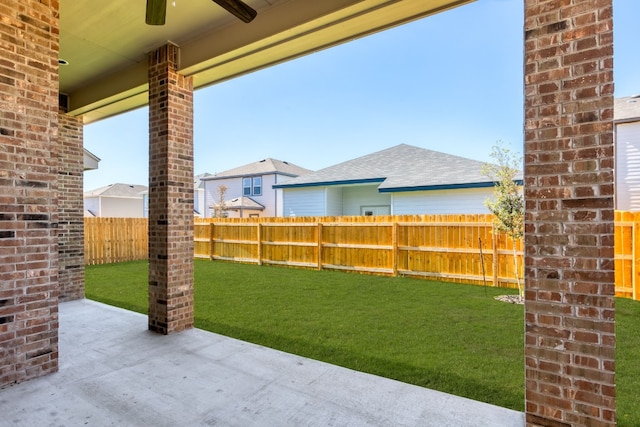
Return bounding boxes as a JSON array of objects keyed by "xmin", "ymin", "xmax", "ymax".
[
  {"xmin": 492, "ymin": 229, "xmax": 498, "ymax": 287},
  {"xmin": 392, "ymin": 221, "xmax": 398, "ymax": 276},
  {"xmin": 257, "ymin": 223, "xmax": 262, "ymax": 266},
  {"xmin": 317, "ymin": 222, "xmax": 323, "ymax": 270},
  {"xmin": 634, "ymin": 221, "xmax": 638, "ymax": 301},
  {"xmin": 209, "ymin": 222, "xmax": 214, "ymax": 260}
]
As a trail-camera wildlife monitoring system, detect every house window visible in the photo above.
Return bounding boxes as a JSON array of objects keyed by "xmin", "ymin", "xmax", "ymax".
[
  {"xmin": 243, "ymin": 178, "xmax": 251, "ymax": 196},
  {"xmin": 243, "ymin": 176, "xmax": 262, "ymax": 196},
  {"xmin": 253, "ymin": 177, "xmax": 262, "ymax": 196}
]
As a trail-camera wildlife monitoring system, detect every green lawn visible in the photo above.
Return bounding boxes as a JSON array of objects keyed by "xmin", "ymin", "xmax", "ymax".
[{"xmin": 85, "ymin": 260, "xmax": 640, "ymax": 425}]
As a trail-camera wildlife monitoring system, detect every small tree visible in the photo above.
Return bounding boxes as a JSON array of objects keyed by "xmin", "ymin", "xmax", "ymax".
[
  {"xmin": 213, "ymin": 184, "xmax": 228, "ymax": 218},
  {"xmin": 482, "ymin": 143, "xmax": 524, "ymax": 298}
]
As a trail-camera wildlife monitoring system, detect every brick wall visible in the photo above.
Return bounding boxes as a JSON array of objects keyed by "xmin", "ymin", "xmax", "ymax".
[
  {"xmin": 0, "ymin": 0, "xmax": 60, "ymax": 387},
  {"xmin": 58, "ymin": 112, "xmax": 85, "ymax": 301},
  {"xmin": 523, "ymin": 1, "xmax": 615, "ymax": 426},
  {"xmin": 147, "ymin": 43, "xmax": 195, "ymax": 334}
]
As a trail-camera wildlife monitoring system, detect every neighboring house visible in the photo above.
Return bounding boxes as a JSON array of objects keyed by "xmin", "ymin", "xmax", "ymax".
[
  {"xmin": 194, "ymin": 173, "xmax": 214, "ymax": 217},
  {"xmin": 202, "ymin": 158, "xmax": 311, "ymax": 218},
  {"xmin": 84, "ymin": 183, "xmax": 148, "ymax": 218},
  {"xmin": 274, "ymin": 144, "xmax": 523, "ymax": 217},
  {"xmin": 83, "ymin": 148, "xmax": 100, "ymax": 217},
  {"xmin": 615, "ymin": 95, "xmax": 640, "ymax": 211},
  {"xmin": 141, "ymin": 173, "xmax": 213, "ymax": 218}
]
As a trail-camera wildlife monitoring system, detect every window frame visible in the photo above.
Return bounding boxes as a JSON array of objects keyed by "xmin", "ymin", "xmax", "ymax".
[
  {"xmin": 242, "ymin": 176, "xmax": 263, "ymax": 196},
  {"xmin": 252, "ymin": 176, "xmax": 262, "ymax": 196},
  {"xmin": 242, "ymin": 177, "xmax": 251, "ymax": 196}
]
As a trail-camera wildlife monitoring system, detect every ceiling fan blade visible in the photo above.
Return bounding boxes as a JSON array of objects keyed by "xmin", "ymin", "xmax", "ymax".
[
  {"xmin": 146, "ymin": 0, "xmax": 167, "ymax": 25},
  {"xmin": 212, "ymin": 0, "xmax": 257, "ymax": 23}
]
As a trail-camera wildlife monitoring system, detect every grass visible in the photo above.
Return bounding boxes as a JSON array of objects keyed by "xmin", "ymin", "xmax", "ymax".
[
  {"xmin": 614, "ymin": 298, "xmax": 640, "ymax": 427},
  {"xmin": 85, "ymin": 260, "xmax": 640, "ymax": 424}
]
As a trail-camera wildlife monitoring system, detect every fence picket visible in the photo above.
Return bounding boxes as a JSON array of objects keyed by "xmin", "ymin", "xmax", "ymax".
[{"xmin": 84, "ymin": 217, "xmax": 148, "ymax": 265}]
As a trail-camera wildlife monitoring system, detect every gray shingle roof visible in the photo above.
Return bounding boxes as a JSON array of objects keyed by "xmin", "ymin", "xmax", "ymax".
[
  {"xmin": 204, "ymin": 158, "xmax": 311, "ymax": 180},
  {"xmin": 615, "ymin": 95, "xmax": 640, "ymax": 122},
  {"xmin": 84, "ymin": 183, "xmax": 148, "ymax": 198},
  {"xmin": 275, "ymin": 144, "xmax": 522, "ymax": 191}
]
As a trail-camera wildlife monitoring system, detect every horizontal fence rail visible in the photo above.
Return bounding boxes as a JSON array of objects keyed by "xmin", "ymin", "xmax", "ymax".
[
  {"xmin": 85, "ymin": 213, "xmax": 640, "ymax": 300},
  {"xmin": 194, "ymin": 214, "xmax": 523, "ymax": 288}
]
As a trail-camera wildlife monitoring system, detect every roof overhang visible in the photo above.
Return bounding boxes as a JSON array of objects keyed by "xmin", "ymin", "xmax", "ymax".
[
  {"xmin": 378, "ymin": 180, "xmax": 525, "ymax": 193},
  {"xmin": 614, "ymin": 96, "xmax": 640, "ymax": 124},
  {"xmin": 273, "ymin": 178, "xmax": 385, "ymax": 189},
  {"xmin": 615, "ymin": 118, "xmax": 640, "ymax": 125},
  {"xmin": 60, "ymin": 0, "xmax": 474, "ymax": 124},
  {"xmin": 83, "ymin": 148, "xmax": 101, "ymax": 171},
  {"xmin": 275, "ymin": 178, "xmax": 525, "ymax": 191},
  {"xmin": 213, "ymin": 196, "xmax": 265, "ymax": 210}
]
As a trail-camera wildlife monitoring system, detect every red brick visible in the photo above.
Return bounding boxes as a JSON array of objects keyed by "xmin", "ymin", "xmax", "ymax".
[
  {"xmin": 525, "ymin": 0, "xmax": 615, "ymax": 425},
  {"xmin": 0, "ymin": 0, "xmax": 59, "ymax": 388},
  {"xmin": 147, "ymin": 43, "xmax": 194, "ymax": 335},
  {"xmin": 57, "ymin": 112, "xmax": 84, "ymax": 301}
]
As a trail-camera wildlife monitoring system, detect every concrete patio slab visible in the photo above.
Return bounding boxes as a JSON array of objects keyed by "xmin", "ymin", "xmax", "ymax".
[{"xmin": 0, "ymin": 299, "xmax": 524, "ymax": 426}]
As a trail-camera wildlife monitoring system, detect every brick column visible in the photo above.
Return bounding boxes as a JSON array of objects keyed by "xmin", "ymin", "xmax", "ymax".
[
  {"xmin": 147, "ymin": 43, "xmax": 195, "ymax": 334},
  {"xmin": 58, "ymin": 112, "xmax": 85, "ymax": 301},
  {"xmin": 524, "ymin": 1, "xmax": 615, "ymax": 426},
  {"xmin": 0, "ymin": 0, "xmax": 60, "ymax": 386}
]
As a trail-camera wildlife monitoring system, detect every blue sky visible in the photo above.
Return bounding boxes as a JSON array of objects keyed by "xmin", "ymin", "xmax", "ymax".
[{"xmin": 83, "ymin": 0, "xmax": 640, "ymax": 191}]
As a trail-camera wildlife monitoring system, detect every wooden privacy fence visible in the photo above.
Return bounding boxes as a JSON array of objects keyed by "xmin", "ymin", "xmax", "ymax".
[
  {"xmin": 195, "ymin": 214, "xmax": 524, "ymax": 288},
  {"xmin": 84, "ymin": 217, "xmax": 148, "ymax": 265},
  {"xmin": 84, "ymin": 213, "xmax": 640, "ymax": 300},
  {"xmin": 615, "ymin": 211, "xmax": 640, "ymax": 300}
]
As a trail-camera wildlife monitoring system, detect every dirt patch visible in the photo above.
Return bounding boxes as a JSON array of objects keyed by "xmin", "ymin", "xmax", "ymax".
[{"xmin": 494, "ymin": 295, "xmax": 524, "ymax": 305}]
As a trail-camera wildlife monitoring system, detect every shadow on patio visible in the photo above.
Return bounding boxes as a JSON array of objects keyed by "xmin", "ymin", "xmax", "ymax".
[{"xmin": 1, "ymin": 299, "xmax": 524, "ymax": 426}]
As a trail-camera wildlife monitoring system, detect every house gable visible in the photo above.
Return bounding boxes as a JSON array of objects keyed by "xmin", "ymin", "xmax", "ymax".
[
  {"xmin": 274, "ymin": 144, "xmax": 511, "ymax": 192},
  {"xmin": 202, "ymin": 158, "xmax": 311, "ymax": 218},
  {"xmin": 83, "ymin": 183, "xmax": 148, "ymax": 217}
]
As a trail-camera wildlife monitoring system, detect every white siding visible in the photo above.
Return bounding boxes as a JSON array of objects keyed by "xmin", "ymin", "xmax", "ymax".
[
  {"xmin": 392, "ymin": 187, "xmax": 495, "ymax": 215},
  {"xmin": 282, "ymin": 187, "xmax": 326, "ymax": 217},
  {"xmin": 616, "ymin": 122, "xmax": 640, "ymax": 211},
  {"xmin": 257, "ymin": 174, "xmax": 278, "ymax": 216},
  {"xmin": 100, "ymin": 196, "xmax": 145, "ymax": 218},
  {"xmin": 194, "ymin": 188, "xmax": 205, "ymax": 216},
  {"xmin": 84, "ymin": 197, "xmax": 99, "ymax": 216},
  {"xmin": 342, "ymin": 185, "xmax": 391, "ymax": 216},
  {"xmin": 326, "ymin": 187, "xmax": 343, "ymax": 216},
  {"xmin": 274, "ymin": 187, "xmax": 284, "ymax": 217}
]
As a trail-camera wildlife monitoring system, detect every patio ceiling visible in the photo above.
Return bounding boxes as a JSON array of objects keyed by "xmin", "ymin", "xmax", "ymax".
[{"xmin": 59, "ymin": 0, "xmax": 473, "ymax": 124}]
